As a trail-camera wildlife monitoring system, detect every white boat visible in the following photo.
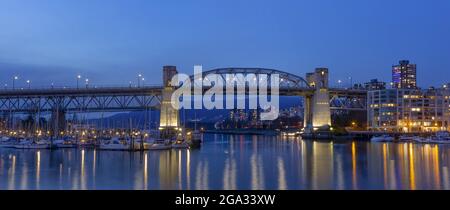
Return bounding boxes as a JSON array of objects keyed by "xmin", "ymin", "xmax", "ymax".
[
  {"xmin": 412, "ymin": 136, "xmax": 429, "ymax": 143},
  {"xmin": 149, "ymin": 139, "xmax": 172, "ymax": 150},
  {"xmin": 98, "ymin": 138, "xmax": 130, "ymax": 150},
  {"xmin": 77, "ymin": 139, "xmax": 95, "ymax": 148},
  {"xmin": 172, "ymin": 139, "xmax": 189, "ymax": 149},
  {"xmin": 371, "ymin": 135, "xmax": 394, "ymax": 142},
  {"xmin": 14, "ymin": 139, "xmax": 50, "ymax": 149},
  {"xmin": 426, "ymin": 132, "xmax": 450, "ymax": 144},
  {"xmin": 52, "ymin": 139, "xmax": 77, "ymax": 148},
  {"xmin": 399, "ymin": 135, "xmax": 418, "ymax": 141},
  {"xmin": 0, "ymin": 137, "xmax": 15, "ymax": 148}
]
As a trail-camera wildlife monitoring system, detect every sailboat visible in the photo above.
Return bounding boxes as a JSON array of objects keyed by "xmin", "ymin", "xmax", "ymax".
[
  {"xmin": 172, "ymin": 108, "xmax": 189, "ymax": 149},
  {"xmin": 186, "ymin": 110, "xmax": 202, "ymax": 148}
]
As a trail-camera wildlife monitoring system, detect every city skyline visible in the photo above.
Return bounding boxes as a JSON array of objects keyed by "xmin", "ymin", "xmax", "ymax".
[{"xmin": 1, "ymin": 0, "xmax": 450, "ymax": 88}]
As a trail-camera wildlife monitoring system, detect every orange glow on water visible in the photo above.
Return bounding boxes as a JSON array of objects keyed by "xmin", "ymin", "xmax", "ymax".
[
  {"xmin": 408, "ymin": 143, "xmax": 416, "ymax": 190},
  {"xmin": 352, "ymin": 142, "xmax": 357, "ymax": 189}
]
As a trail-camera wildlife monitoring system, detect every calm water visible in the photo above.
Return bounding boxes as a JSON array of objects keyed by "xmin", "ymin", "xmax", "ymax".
[{"xmin": 1, "ymin": 134, "xmax": 450, "ymax": 190}]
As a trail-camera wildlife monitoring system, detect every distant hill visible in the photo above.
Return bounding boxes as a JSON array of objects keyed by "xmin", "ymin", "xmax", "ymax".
[{"xmin": 88, "ymin": 96, "xmax": 303, "ymax": 128}]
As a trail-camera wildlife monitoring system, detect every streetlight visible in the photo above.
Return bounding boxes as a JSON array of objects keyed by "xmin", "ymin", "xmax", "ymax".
[
  {"xmin": 51, "ymin": 82, "xmax": 54, "ymax": 89},
  {"xmin": 85, "ymin": 78, "xmax": 89, "ymax": 88},
  {"xmin": 77, "ymin": 75, "xmax": 82, "ymax": 89},
  {"xmin": 26, "ymin": 80, "xmax": 31, "ymax": 89},
  {"xmin": 338, "ymin": 80, "xmax": 342, "ymax": 88},
  {"xmin": 4, "ymin": 84, "xmax": 7, "ymax": 90},
  {"xmin": 13, "ymin": 76, "xmax": 18, "ymax": 90},
  {"xmin": 138, "ymin": 74, "xmax": 142, "ymax": 87},
  {"xmin": 142, "ymin": 77, "xmax": 145, "ymax": 87}
]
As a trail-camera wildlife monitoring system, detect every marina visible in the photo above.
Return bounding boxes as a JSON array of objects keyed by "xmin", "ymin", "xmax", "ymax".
[{"xmin": 2, "ymin": 133, "xmax": 450, "ymax": 190}]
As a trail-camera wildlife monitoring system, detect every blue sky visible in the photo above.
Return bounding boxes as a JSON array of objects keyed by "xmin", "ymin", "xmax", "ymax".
[{"xmin": 1, "ymin": 0, "xmax": 449, "ymax": 88}]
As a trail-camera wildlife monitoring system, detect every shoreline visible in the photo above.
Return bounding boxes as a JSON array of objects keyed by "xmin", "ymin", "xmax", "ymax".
[{"xmin": 203, "ymin": 129, "xmax": 279, "ymax": 136}]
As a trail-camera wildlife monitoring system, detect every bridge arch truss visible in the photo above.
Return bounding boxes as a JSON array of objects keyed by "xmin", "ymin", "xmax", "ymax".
[{"xmin": 188, "ymin": 68, "xmax": 311, "ymax": 90}]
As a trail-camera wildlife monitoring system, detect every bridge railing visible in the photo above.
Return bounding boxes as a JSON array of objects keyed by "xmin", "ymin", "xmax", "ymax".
[{"xmin": 0, "ymin": 84, "xmax": 163, "ymax": 93}]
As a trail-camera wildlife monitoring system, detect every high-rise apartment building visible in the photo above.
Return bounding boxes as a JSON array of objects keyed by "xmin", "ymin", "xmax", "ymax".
[{"xmin": 392, "ymin": 60, "xmax": 417, "ymax": 89}]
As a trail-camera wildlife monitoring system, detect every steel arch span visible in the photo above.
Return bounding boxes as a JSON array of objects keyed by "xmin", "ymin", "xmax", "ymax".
[{"xmin": 189, "ymin": 68, "xmax": 311, "ymax": 89}]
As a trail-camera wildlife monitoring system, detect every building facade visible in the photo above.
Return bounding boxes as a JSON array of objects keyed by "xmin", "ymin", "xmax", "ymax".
[
  {"xmin": 364, "ymin": 79, "xmax": 386, "ymax": 90},
  {"xmin": 392, "ymin": 60, "xmax": 417, "ymax": 89},
  {"xmin": 367, "ymin": 87, "xmax": 450, "ymax": 132}
]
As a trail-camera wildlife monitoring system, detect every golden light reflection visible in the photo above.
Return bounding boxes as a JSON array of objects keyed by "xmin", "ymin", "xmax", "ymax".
[
  {"xmin": 352, "ymin": 142, "xmax": 357, "ymax": 189},
  {"xmin": 382, "ymin": 143, "xmax": 388, "ymax": 188},
  {"xmin": 432, "ymin": 146, "xmax": 440, "ymax": 189},
  {"xmin": 387, "ymin": 160, "xmax": 396, "ymax": 189},
  {"xmin": 408, "ymin": 143, "xmax": 416, "ymax": 190}
]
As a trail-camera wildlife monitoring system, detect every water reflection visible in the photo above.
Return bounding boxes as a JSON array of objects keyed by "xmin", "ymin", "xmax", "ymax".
[{"xmin": 1, "ymin": 134, "xmax": 450, "ymax": 190}]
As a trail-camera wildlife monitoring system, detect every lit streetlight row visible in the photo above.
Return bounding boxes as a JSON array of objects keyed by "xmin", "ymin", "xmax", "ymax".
[{"xmin": 4, "ymin": 73, "xmax": 149, "ymax": 90}]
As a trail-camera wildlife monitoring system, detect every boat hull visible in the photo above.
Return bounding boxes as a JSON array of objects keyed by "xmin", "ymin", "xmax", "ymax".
[
  {"xmin": 14, "ymin": 144, "xmax": 50, "ymax": 149},
  {"xmin": 148, "ymin": 144, "xmax": 172, "ymax": 150},
  {"xmin": 172, "ymin": 143, "xmax": 189, "ymax": 149}
]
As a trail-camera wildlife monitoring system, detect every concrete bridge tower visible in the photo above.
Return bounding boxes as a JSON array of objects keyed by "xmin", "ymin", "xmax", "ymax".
[
  {"xmin": 159, "ymin": 66, "xmax": 180, "ymax": 132},
  {"xmin": 304, "ymin": 68, "xmax": 332, "ymax": 128}
]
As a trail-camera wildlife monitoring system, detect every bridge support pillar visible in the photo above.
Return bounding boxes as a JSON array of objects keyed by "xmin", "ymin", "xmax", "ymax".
[
  {"xmin": 159, "ymin": 66, "xmax": 180, "ymax": 138},
  {"xmin": 306, "ymin": 68, "xmax": 331, "ymax": 128},
  {"xmin": 303, "ymin": 95, "xmax": 313, "ymax": 127},
  {"xmin": 50, "ymin": 108, "xmax": 66, "ymax": 137}
]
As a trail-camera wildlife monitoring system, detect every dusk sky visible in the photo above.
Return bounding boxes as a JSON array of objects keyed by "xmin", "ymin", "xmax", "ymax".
[{"xmin": 1, "ymin": 0, "xmax": 449, "ymax": 88}]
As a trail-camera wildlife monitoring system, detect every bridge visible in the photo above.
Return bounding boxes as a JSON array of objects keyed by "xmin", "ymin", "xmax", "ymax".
[{"xmin": 0, "ymin": 66, "xmax": 367, "ymax": 134}]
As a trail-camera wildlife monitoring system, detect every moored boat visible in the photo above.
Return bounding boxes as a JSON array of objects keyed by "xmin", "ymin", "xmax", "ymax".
[
  {"xmin": 426, "ymin": 132, "xmax": 450, "ymax": 144},
  {"xmin": 149, "ymin": 139, "xmax": 172, "ymax": 150},
  {"xmin": 14, "ymin": 139, "xmax": 50, "ymax": 149},
  {"xmin": 370, "ymin": 135, "xmax": 394, "ymax": 142},
  {"xmin": 172, "ymin": 139, "xmax": 189, "ymax": 149},
  {"xmin": 98, "ymin": 137, "xmax": 130, "ymax": 150},
  {"xmin": 412, "ymin": 136, "xmax": 429, "ymax": 143},
  {"xmin": 0, "ymin": 137, "xmax": 16, "ymax": 148},
  {"xmin": 52, "ymin": 139, "xmax": 77, "ymax": 148},
  {"xmin": 128, "ymin": 137, "xmax": 152, "ymax": 150},
  {"xmin": 187, "ymin": 130, "xmax": 202, "ymax": 148},
  {"xmin": 399, "ymin": 135, "xmax": 418, "ymax": 141}
]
